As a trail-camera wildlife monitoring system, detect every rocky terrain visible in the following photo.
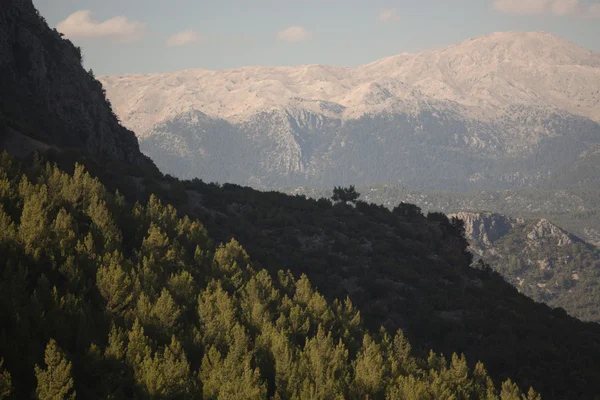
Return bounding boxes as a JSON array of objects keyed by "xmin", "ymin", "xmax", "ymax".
[
  {"xmin": 101, "ymin": 31, "xmax": 600, "ymax": 133},
  {"xmin": 450, "ymin": 212, "xmax": 600, "ymax": 322}
]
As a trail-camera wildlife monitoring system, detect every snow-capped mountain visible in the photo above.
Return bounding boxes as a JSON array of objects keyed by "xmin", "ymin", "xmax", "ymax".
[{"xmin": 100, "ymin": 31, "xmax": 600, "ymax": 189}]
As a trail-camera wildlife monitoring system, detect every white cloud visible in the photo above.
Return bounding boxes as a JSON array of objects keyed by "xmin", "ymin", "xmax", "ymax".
[
  {"xmin": 493, "ymin": 0, "xmax": 600, "ymax": 18},
  {"xmin": 379, "ymin": 8, "xmax": 402, "ymax": 23},
  {"xmin": 56, "ymin": 10, "xmax": 146, "ymax": 42},
  {"xmin": 166, "ymin": 30, "xmax": 206, "ymax": 47},
  {"xmin": 276, "ymin": 26, "xmax": 314, "ymax": 43}
]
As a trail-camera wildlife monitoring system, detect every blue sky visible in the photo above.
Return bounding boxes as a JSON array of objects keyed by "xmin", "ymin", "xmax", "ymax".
[{"xmin": 33, "ymin": 0, "xmax": 600, "ymax": 75}]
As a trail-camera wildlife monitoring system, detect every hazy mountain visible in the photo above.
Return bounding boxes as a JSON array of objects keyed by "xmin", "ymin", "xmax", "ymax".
[{"xmin": 100, "ymin": 31, "xmax": 600, "ymax": 189}]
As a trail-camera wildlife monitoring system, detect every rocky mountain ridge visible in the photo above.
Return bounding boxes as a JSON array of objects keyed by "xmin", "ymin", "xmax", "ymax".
[
  {"xmin": 450, "ymin": 211, "xmax": 600, "ymax": 322},
  {"xmin": 101, "ymin": 31, "xmax": 600, "ymax": 136}
]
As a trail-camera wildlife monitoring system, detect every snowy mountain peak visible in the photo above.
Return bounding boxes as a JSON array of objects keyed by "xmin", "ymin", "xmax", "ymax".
[{"xmin": 100, "ymin": 31, "xmax": 600, "ymax": 138}]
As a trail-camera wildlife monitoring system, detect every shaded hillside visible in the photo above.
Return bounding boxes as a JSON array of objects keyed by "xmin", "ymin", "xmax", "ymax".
[
  {"xmin": 0, "ymin": 0, "xmax": 156, "ymax": 173},
  {"xmin": 451, "ymin": 212, "xmax": 600, "ymax": 323},
  {"xmin": 133, "ymin": 178, "xmax": 600, "ymax": 400},
  {"xmin": 287, "ymin": 185, "xmax": 600, "ymax": 247}
]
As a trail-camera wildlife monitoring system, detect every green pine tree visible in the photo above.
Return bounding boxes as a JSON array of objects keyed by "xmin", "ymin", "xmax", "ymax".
[
  {"xmin": 0, "ymin": 358, "xmax": 12, "ymax": 400},
  {"xmin": 96, "ymin": 251, "xmax": 135, "ymax": 315},
  {"xmin": 34, "ymin": 339, "xmax": 76, "ymax": 400}
]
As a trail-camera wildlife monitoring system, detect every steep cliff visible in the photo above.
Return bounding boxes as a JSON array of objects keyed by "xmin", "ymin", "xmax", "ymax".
[{"xmin": 0, "ymin": 0, "xmax": 155, "ymax": 171}]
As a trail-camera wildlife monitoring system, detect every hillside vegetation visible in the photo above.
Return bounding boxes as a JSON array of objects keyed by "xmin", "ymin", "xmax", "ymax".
[
  {"xmin": 0, "ymin": 154, "xmax": 539, "ymax": 399},
  {"xmin": 288, "ymin": 185, "xmax": 600, "ymax": 246}
]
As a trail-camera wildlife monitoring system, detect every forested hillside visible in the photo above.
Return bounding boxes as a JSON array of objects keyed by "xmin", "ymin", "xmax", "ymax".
[
  {"xmin": 289, "ymin": 185, "xmax": 600, "ymax": 322},
  {"xmin": 288, "ymin": 185, "xmax": 600, "ymax": 247},
  {"xmin": 0, "ymin": 154, "xmax": 539, "ymax": 399}
]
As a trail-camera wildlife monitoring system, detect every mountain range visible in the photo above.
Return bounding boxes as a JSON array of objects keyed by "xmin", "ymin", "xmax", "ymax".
[{"xmin": 101, "ymin": 31, "xmax": 600, "ymax": 190}]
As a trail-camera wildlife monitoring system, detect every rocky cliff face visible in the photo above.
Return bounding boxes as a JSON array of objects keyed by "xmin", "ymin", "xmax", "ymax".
[
  {"xmin": 450, "ymin": 212, "xmax": 514, "ymax": 247},
  {"xmin": 0, "ymin": 0, "xmax": 154, "ymax": 170},
  {"xmin": 450, "ymin": 212, "xmax": 580, "ymax": 255},
  {"xmin": 450, "ymin": 211, "xmax": 600, "ymax": 322},
  {"xmin": 527, "ymin": 219, "xmax": 574, "ymax": 247}
]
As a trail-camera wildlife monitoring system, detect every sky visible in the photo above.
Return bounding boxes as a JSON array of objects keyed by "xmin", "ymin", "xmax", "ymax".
[{"xmin": 33, "ymin": 0, "xmax": 600, "ymax": 76}]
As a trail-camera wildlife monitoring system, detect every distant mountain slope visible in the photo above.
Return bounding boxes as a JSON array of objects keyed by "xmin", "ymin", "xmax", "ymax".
[
  {"xmin": 101, "ymin": 32, "xmax": 600, "ymax": 189},
  {"xmin": 139, "ymin": 106, "xmax": 600, "ymax": 190},
  {"xmin": 450, "ymin": 212, "xmax": 600, "ymax": 322}
]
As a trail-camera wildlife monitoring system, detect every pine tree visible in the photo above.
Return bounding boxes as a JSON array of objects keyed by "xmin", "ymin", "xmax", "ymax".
[
  {"xmin": 96, "ymin": 251, "xmax": 135, "ymax": 315},
  {"xmin": 34, "ymin": 339, "xmax": 76, "ymax": 400},
  {"xmin": 524, "ymin": 387, "xmax": 542, "ymax": 400},
  {"xmin": 197, "ymin": 282, "xmax": 238, "ymax": 350},
  {"xmin": 213, "ymin": 239, "xmax": 251, "ymax": 289},
  {"xmin": 167, "ymin": 270, "xmax": 197, "ymax": 306},
  {"xmin": 500, "ymin": 379, "xmax": 523, "ymax": 400},
  {"xmin": 298, "ymin": 325, "xmax": 350, "ymax": 399},
  {"xmin": 151, "ymin": 288, "xmax": 181, "ymax": 337},
  {"xmin": 353, "ymin": 334, "xmax": 386, "ymax": 398},
  {"xmin": 200, "ymin": 324, "xmax": 266, "ymax": 399},
  {"xmin": 18, "ymin": 184, "xmax": 49, "ymax": 260},
  {"xmin": 332, "ymin": 186, "xmax": 360, "ymax": 204},
  {"xmin": 0, "ymin": 206, "xmax": 17, "ymax": 249},
  {"xmin": 472, "ymin": 362, "xmax": 499, "ymax": 400},
  {"xmin": 126, "ymin": 319, "xmax": 152, "ymax": 368},
  {"xmin": 139, "ymin": 336, "xmax": 193, "ymax": 398},
  {"xmin": 104, "ymin": 324, "xmax": 127, "ymax": 361},
  {"xmin": 0, "ymin": 358, "xmax": 12, "ymax": 400}
]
